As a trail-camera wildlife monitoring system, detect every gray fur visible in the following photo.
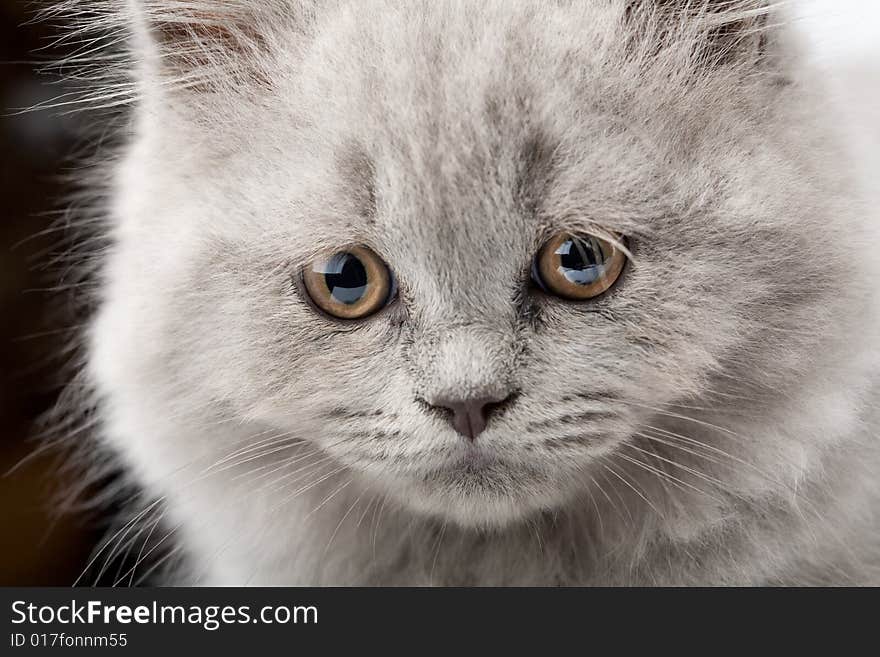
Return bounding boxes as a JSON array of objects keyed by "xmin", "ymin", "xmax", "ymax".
[{"xmin": 71, "ymin": 0, "xmax": 880, "ymax": 584}]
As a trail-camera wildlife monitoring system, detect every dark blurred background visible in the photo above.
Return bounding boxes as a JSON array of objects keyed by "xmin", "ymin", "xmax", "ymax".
[{"xmin": 1, "ymin": 0, "xmax": 103, "ymax": 585}]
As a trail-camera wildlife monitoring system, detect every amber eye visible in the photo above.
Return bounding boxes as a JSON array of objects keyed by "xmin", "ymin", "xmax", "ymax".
[
  {"xmin": 302, "ymin": 246, "xmax": 396, "ymax": 319},
  {"xmin": 532, "ymin": 232, "xmax": 626, "ymax": 300}
]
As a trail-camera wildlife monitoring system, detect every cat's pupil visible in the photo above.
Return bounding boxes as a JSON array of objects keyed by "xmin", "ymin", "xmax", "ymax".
[
  {"xmin": 323, "ymin": 253, "xmax": 369, "ymax": 305},
  {"xmin": 556, "ymin": 237, "xmax": 605, "ymax": 286}
]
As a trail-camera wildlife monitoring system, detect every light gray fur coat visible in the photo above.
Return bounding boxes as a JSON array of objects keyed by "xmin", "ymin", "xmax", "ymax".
[{"xmin": 65, "ymin": 0, "xmax": 880, "ymax": 584}]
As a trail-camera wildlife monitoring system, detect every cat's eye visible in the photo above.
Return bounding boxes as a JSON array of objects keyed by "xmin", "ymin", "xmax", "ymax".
[
  {"xmin": 532, "ymin": 232, "xmax": 626, "ymax": 301},
  {"xmin": 302, "ymin": 246, "xmax": 396, "ymax": 320}
]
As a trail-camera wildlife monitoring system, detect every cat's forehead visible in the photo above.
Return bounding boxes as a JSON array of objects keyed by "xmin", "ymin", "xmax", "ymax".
[
  {"xmin": 296, "ymin": 1, "xmax": 618, "ymax": 138},
  {"xmin": 288, "ymin": 7, "xmax": 612, "ymax": 246},
  {"xmin": 257, "ymin": 0, "xmax": 756, "ymax": 280},
  {"xmin": 282, "ymin": 2, "xmax": 668, "ymax": 247},
  {"xmin": 325, "ymin": 135, "xmax": 540, "ymax": 299}
]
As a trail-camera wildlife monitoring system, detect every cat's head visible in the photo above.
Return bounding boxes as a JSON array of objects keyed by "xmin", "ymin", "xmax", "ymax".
[{"xmin": 91, "ymin": 0, "xmax": 871, "ymax": 528}]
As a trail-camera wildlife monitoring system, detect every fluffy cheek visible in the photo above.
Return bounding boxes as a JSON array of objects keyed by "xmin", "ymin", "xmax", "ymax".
[
  {"xmin": 158, "ymin": 252, "xmax": 404, "ymax": 426},
  {"xmin": 234, "ymin": 328, "xmax": 411, "ymax": 431}
]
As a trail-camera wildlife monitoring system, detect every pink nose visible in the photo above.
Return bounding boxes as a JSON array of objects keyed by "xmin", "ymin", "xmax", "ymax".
[{"xmin": 429, "ymin": 394, "xmax": 512, "ymax": 441}]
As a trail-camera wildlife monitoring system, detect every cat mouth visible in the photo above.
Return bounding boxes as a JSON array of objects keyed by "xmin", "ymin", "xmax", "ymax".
[
  {"xmin": 417, "ymin": 445, "xmax": 548, "ymax": 491},
  {"xmin": 401, "ymin": 456, "xmax": 559, "ymax": 528},
  {"xmin": 417, "ymin": 450, "xmax": 502, "ymax": 484},
  {"xmin": 448, "ymin": 444, "xmax": 498, "ymax": 471}
]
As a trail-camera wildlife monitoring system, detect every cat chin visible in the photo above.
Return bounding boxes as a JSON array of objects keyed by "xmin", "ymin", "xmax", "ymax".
[
  {"xmin": 381, "ymin": 471, "xmax": 572, "ymax": 530},
  {"xmin": 391, "ymin": 491, "xmax": 538, "ymax": 529},
  {"xmin": 347, "ymin": 442, "xmax": 600, "ymax": 529}
]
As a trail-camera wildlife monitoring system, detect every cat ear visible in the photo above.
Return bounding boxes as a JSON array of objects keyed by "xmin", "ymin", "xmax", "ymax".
[
  {"xmin": 625, "ymin": 0, "xmax": 775, "ymax": 68},
  {"xmin": 130, "ymin": 1, "xmax": 302, "ymax": 93}
]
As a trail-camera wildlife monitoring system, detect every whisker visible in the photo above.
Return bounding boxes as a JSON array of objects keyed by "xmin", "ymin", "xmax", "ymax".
[{"xmin": 601, "ymin": 460, "xmax": 664, "ymax": 520}]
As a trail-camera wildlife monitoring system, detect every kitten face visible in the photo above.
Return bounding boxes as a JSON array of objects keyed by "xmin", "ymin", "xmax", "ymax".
[{"xmin": 94, "ymin": 1, "xmax": 868, "ymax": 531}]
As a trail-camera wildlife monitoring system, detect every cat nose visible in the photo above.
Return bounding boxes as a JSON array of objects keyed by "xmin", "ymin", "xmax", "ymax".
[{"xmin": 429, "ymin": 393, "xmax": 513, "ymax": 442}]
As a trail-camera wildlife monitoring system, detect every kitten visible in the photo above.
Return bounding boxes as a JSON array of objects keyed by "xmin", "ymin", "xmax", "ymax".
[{"xmin": 69, "ymin": 0, "xmax": 880, "ymax": 584}]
